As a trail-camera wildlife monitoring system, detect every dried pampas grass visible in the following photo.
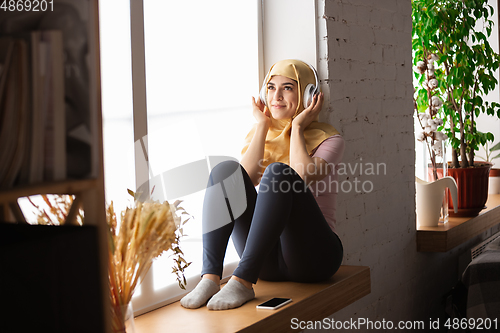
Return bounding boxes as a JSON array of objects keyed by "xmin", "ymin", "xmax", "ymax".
[
  {"xmin": 109, "ymin": 190, "xmax": 190, "ymax": 331},
  {"xmin": 28, "ymin": 194, "xmax": 84, "ymax": 225},
  {"xmin": 30, "ymin": 191, "xmax": 191, "ymax": 332}
]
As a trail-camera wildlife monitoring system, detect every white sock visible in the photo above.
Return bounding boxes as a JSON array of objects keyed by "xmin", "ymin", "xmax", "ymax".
[
  {"xmin": 207, "ymin": 279, "xmax": 255, "ymax": 311},
  {"xmin": 180, "ymin": 279, "xmax": 220, "ymax": 309}
]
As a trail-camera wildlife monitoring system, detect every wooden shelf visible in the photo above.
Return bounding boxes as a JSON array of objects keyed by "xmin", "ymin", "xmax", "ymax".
[
  {"xmin": 0, "ymin": 1, "xmax": 110, "ymax": 331},
  {"xmin": 0, "ymin": 178, "xmax": 100, "ymax": 203},
  {"xmin": 133, "ymin": 265, "xmax": 371, "ymax": 333},
  {"xmin": 417, "ymin": 194, "xmax": 500, "ymax": 252}
]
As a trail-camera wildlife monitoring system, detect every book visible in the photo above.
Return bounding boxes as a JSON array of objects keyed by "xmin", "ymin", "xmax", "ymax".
[
  {"xmin": 40, "ymin": 30, "xmax": 66, "ymax": 181},
  {"xmin": 0, "ymin": 38, "xmax": 32, "ymax": 188},
  {"xmin": 0, "ymin": 37, "xmax": 13, "ymax": 109},
  {"xmin": 0, "ymin": 37, "xmax": 17, "ymax": 185},
  {"xmin": 0, "ymin": 1, "xmax": 96, "ymax": 184},
  {"xmin": 27, "ymin": 31, "xmax": 45, "ymax": 184},
  {"xmin": 0, "ymin": 30, "xmax": 66, "ymax": 187},
  {"xmin": 0, "ymin": 39, "xmax": 30, "ymax": 188}
]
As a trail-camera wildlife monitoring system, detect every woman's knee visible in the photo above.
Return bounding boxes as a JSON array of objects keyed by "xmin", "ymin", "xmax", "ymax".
[
  {"xmin": 261, "ymin": 162, "xmax": 305, "ymax": 193},
  {"xmin": 208, "ymin": 160, "xmax": 242, "ymax": 186},
  {"xmin": 262, "ymin": 162, "xmax": 296, "ymax": 179}
]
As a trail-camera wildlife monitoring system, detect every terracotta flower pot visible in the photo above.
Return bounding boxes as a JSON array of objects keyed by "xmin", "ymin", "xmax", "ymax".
[{"xmin": 429, "ymin": 162, "xmax": 492, "ymax": 217}]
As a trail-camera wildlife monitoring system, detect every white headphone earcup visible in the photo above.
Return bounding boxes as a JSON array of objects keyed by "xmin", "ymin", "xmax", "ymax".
[
  {"xmin": 260, "ymin": 84, "xmax": 267, "ymax": 107},
  {"xmin": 303, "ymin": 83, "xmax": 316, "ymax": 108}
]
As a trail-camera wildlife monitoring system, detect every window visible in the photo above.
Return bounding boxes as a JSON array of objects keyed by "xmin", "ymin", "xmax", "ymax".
[
  {"xmin": 100, "ymin": 0, "xmax": 319, "ymax": 315},
  {"xmin": 99, "ymin": 0, "xmax": 259, "ymax": 314}
]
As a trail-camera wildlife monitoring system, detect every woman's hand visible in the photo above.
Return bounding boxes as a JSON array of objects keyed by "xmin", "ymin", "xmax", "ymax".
[
  {"xmin": 241, "ymin": 97, "xmax": 271, "ymax": 186},
  {"xmin": 289, "ymin": 92, "xmax": 328, "ymax": 185},
  {"xmin": 252, "ymin": 97, "xmax": 271, "ymax": 129},
  {"xmin": 292, "ymin": 92, "xmax": 324, "ymax": 131}
]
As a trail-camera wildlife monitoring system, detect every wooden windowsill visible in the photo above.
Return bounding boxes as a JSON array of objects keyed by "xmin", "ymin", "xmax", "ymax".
[
  {"xmin": 133, "ymin": 265, "xmax": 371, "ymax": 333},
  {"xmin": 417, "ymin": 194, "xmax": 500, "ymax": 252}
]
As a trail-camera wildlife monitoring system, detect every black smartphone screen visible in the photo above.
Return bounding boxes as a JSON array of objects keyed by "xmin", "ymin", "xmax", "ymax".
[{"xmin": 257, "ymin": 297, "xmax": 291, "ymax": 308}]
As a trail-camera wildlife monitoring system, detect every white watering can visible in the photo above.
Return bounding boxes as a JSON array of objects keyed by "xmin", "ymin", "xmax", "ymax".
[{"xmin": 415, "ymin": 176, "xmax": 458, "ymax": 227}]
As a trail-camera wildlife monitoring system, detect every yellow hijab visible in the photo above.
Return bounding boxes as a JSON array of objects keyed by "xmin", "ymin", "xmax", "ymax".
[{"xmin": 241, "ymin": 59, "xmax": 339, "ymax": 168}]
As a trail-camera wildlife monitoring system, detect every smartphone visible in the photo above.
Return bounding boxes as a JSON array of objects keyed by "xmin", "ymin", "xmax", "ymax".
[{"xmin": 256, "ymin": 297, "xmax": 292, "ymax": 310}]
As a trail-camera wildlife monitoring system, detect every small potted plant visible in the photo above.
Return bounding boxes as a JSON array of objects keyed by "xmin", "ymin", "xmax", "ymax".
[
  {"xmin": 412, "ymin": 0, "xmax": 500, "ymax": 216},
  {"xmin": 413, "ymin": 52, "xmax": 457, "ymax": 226},
  {"xmin": 413, "ymin": 52, "xmax": 448, "ymax": 181},
  {"xmin": 477, "ymin": 142, "xmax": 500, "ymax": 194}
]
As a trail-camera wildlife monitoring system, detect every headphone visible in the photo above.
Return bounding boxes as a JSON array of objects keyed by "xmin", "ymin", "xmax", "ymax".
[{"xmin": 259, "ymin": 60, "xmax": 320, "ymax": 109}]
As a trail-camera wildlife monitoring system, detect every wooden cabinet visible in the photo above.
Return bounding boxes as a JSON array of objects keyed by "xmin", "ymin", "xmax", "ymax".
[{"xmin": 0, "ymin": 1, "xmax": 110, "ymax": 331}]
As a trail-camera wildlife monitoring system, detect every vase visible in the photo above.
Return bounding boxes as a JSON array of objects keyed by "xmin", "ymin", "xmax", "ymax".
[
  {"xmin": 424, "ymin": 139, "xmax": 450, "ymax": 222},
  {"xmin": 112, "ymin": 302, "xmax": 136, "ymax": 333},
  {"xmin": 427, "ymin": 163, "xmax": 450, "ymax": 223},
  {"xmin": 416, "ymin": 176, "xmax": 458, "ymax": 227}
]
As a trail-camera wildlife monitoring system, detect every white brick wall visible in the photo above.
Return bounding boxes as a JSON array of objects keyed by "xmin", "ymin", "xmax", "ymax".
[{"xmin": 305, "ymin": 0, "xmax": 500, "ymax": 331}]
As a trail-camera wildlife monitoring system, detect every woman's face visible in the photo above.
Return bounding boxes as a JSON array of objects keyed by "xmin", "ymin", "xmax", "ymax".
[{"xmin": 267, "ymin": 75, "xmax": 299, "ymax": 120}]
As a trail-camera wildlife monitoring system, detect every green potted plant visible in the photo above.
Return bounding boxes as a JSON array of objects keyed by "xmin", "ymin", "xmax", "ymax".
[{"xmin": 412, "ymin": 0, "xmax": 500, "ymax": 216}]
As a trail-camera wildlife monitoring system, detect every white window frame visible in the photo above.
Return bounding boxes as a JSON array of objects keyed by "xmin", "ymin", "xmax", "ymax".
[
  {"xmin": 110, "ymin": 0, "xmax": 319, "ymax": 315},
  {"xmin": 127, "ymin": 0, "xmax": 262, "ymax": 315}
]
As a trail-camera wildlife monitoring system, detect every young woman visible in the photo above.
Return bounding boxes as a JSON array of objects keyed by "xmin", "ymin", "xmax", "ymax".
[{"xmin": 180, "ymin": 59, "xmax": 344, "ymax": 311}]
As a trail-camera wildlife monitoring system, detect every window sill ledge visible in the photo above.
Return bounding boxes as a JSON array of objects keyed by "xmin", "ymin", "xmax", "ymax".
[
  {"xmin": 133, "ymin": 265, "xmax": 371, "ymax": 333},
  {"xmin": 417, "ymin": 194, "xmax": 500, "ymax": 252}
]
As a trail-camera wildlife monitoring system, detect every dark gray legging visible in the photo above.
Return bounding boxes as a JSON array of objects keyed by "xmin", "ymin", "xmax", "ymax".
[{"xmin": 201, "ymin": 160, "xmax": 343, "ymax": 284}]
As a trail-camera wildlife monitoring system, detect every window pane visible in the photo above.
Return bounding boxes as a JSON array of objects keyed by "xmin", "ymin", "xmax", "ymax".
[
  {"xmin": 99, "ymin": 0, "xmax": 135, "ymax": 215},
  {"xmin": 98, "ymin": 0, "xmax": 142, "ymax": 296},
  {"xmin": 143, "ymin": 0, "xmax": 258, "ymax": 294}
]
